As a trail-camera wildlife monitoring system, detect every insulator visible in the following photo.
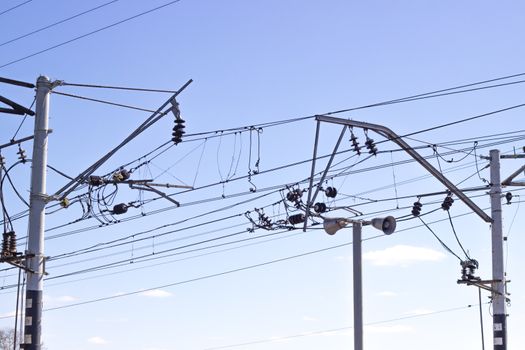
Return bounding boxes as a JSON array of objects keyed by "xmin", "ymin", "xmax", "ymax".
[
  {"xmin": 112, "ymin": 203, "xmax": 128, "ymax": 215},
  {"xmin": 112, "ymin": 169, "xmax": 130, "ymax": 182},
  {"xmin": 2, "ymin": 231, "xmax": 16, "ymax": 255},
  {"xmin": 441, "ymin": 196, "xmax": 454, "ymax": 211},
  {"xmin": 460, "ymin": 259, "xmax": 479, "ymax": 280},
  {"xmin": 16, "ymin": 145, "xmax": 26, "ymax": 162},
  {"xmin": 325, "ymin": 187, "xmax": 337, "ymax": 198},
  {"xmin": 89, "ymin": 175, "xmax": 104, "ymax": 186},
  {"xmin": 350, "ymin": 131, "xmax": 361, "ymax": 155},
  {"xmin": 505, "ymin": 192, "xmax": 513, "ymax": 204},
  {"xmin": 8, "ymin": 232, "xmax": 16, "ymax": 254},
  {"xmin": 365, "ymin": 138, "xmax": 377, "ymax": 156},
  {"xmin": 286, "ymin": 189, "xmax": 302, "ymax": 202},
  {"xmin": 2, "ymin": 232, "xmax": 9, "ymax": 255},
  {"xmin": 288, "ymin": 213, "xmax": 305, "ymax": 225},
  {"xmin": 411, "ymin": 201, "xmax": 422, "ymax": 217},
  {"xmin": 0, "ymin": 155, "xmax": 5, "ymax": 167},
  {"xmin": 60, "ymin": 198, "xmax": 70, "ymax": 208},
  {"xmin": 172, "ymin": 119, "xmax": 186, "ymax": 145},
  {"xmin": 314, "ymin": 202, "xmax": 327, "ymax": 213}
]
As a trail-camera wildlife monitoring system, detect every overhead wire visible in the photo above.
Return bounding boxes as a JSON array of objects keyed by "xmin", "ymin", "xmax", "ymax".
[
  {"xmin": 0, "ymin": 0, "xmax": 184, "ymax": 69},
  {"xmin": 0, "ymin": 0, "xmax": 119, "ymax": 47},
  {"xmin": 417, "ymin": 215, "xmax": 462, "ymax": 261},
  {"xmin": 11, "ymin": 97, "xmax": 36, "ymax": 140},
  {"xmin": 204, "ymin": 303, "xmax": 484, "ymax": 350},
  {"xmin": 0, "ymin": 0, "xmax": 32, "ymax": 17},
  {"xmin": 3, "ymin": 129, "xmax": 520, "ymax": 252},
  {"xmin": 52, "ymin": 90, "xmax": 157, "ymax": 113},
  {"xmin": 12, "ymin": 132, "xmax": 515, "ymax": 243},
  {"xmin": 7, "ymin": 196, "xmax": 525, "ymax": 291},
  {"xmin": 323, "ymin": 72, "xmax": 525, "ymax": 115}
]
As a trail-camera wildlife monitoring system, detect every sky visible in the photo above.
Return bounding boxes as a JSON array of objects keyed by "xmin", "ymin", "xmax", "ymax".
[{"xmin": 1, "ymin": 1, "xmax": 525, "ymax": 349}]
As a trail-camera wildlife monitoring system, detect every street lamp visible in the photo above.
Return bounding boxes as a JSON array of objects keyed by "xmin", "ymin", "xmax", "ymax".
[{"xmin": 323, "ymin": 216, "xmax": 396, "ymax": 350}]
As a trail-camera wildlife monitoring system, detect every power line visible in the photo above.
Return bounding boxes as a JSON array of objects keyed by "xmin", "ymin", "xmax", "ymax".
[
  {"xmin": 59, "ymin": 81, "xmax": 180, "ymax": 93},
  {"xmin": 0, "ymin": 0, "xmax": 183, "ymax": 69},
  {"xmin": 323, "ymin": 72, "xmax": 525, "ymax": 115},
  {"xmin": 30, "ymin": 241, "xmax": 354, "ymax": 312},
  {"xmin": 0, "ymin": 0, "xmax": 119, "ymax": 47},
  {"xmin": 52, "ymin": 90, "xmax": 157, "ymax": 113},
  {"xmin": 14, "ymin": 133, "xmax": 516, "ymax": 243},
  {"xmin": 0, "ymin": 0, "xmax": 32, "ymax": 17},
  {"xmin": 204, "ymin": 304, "xmax": 483, "ymax": 350}
]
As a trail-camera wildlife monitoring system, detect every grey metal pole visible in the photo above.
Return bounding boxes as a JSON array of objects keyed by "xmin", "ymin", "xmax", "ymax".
[
  {"xmin": 24, "ymin": 76, "xmax": 52, "ymax": 350},
  {"xmin": 353, "ymin": 222, "xmax": 363, "ymax": 350},
  {"xmin": 489, "ymin": 149, "xmax": 506, "ymax": 350}
]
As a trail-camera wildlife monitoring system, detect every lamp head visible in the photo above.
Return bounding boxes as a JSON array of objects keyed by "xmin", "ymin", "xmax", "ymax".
[{"xmin": 370, "ymin": 216, "xmax": 396, "ymax": 235}]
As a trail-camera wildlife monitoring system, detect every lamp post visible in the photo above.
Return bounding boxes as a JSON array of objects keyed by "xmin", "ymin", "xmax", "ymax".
[{"xmin": 323, "ymin": 216, "xmax": 396, "ymax": 350}]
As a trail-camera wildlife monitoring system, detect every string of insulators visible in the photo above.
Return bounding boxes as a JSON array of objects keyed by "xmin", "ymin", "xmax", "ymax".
[
  {"xmin": 350, "ymin": 130, "xmax": 361, "ymax": 155},
  {"xmin": 411, "ymin": 201, "xmax": 422, "ymax": 217},
  {"xmin": 365, "ymin": 136, "xmax": 377, "ymax": 156},
  {"xmin": 16, "ymin": 144, "xmax": 26, "ymax": 163},
  {"xmin": 441, "ymin": 195, "xmax": 454, "ymax": 211},
  {"xmin": 172, "ymin": 119, "xmax": 185, "ymax": 145},
  {"xmin": 1, "ymin": 231, "xmax": 17, "ymax": 256},
  {"xmin": 255, "ymin": 208, "xmax": 272, "ymax": 228}
]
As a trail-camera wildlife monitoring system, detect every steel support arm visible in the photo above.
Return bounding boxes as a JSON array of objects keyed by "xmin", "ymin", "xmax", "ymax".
[{"xmin": 316, "ymin": 115, "xmax": 492, "ymax": 223}]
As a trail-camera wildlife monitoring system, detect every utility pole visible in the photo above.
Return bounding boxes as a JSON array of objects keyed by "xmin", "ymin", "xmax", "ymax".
[
  {"xmin": 23, "ymin": 76, "xmax": 52, "ymax": 350},
  {"xmin": 352, "ymin": 222, "xmax": 363, "ymax": 350},
  {"xmin": 489, "ymin": 149, "xmax": 506, "ymax": 350}
]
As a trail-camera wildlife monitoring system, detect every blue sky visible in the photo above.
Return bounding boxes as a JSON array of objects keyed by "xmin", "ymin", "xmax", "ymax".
[{"xmin": 1, "ymin": 1, "xmax": 525, "ymax": 349}]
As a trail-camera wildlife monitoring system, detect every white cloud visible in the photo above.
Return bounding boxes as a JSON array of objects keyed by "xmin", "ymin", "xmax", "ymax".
[
  {"xmin": 88, "ymin": 336, "xmax": 108, "ymax": 345},
  {"xmin": 55, "ymin": 295, "xmax": 77, "ymax": 302},
  {"xmin": 140, "ymin": 289, "xmax": 173, "ymax": 298},
  {"xmin": 363, "ymin": 245, "xmax": 446, "ymax": 266},
  {"xmin": 376, "ymin": 291, "xmax": 397, "ymax": 297},
  {"xmin": 365, "ymin": 325, "xmax": 414, "ymax": 334},
  {"xmin": 302, "ymin": 315, "xmax": 318, "ymax": 322}
]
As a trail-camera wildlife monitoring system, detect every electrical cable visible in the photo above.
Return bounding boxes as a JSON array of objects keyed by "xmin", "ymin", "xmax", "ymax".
[
  {"xmin": 0, "ymin": 0, "xmax": 183, "ymax": 69},
  {"xmin": 17, "ymin": 135, "xmax": 508, "ymax": 243},
  {"xmin": 0, "ymin": 0, "xmax": 32, "ymax": 17},
  {"xmin": 203, "ymin": 303, "xmax": 484, "ymax": 350},
  {"xmin": 323, "ymin": 72, "xmax": 525, "ymax": 115},
  {"xmin": 60, "ymin": 81, "xmax": 180, "ymax": 93},
  {"xmin": 0, "ymin": 0, "xmax": 119, "ymax": 47},
  {"xmin": 417, "ymin": 216, "xmax": 462, "ymax": 261},
  {"xmin": 3, "ymin": 199, "xmax": 514, "ymax": 290},
  {"xmin": 22, "ymin": 241, "xmax": 357, "ymax": 312},
  {"xmin": 11, "ymin": 98, "xmax": 36, "ymax": 140},
  {"xmin": 3, "ymin": 131, "xmax": 520, "ymax": 249},
  {"xmin": 479, "ymin": 287, "xmax": 486, "ymax": 350},
  {"xmin": 3, "ymin": 104, "xmax": 520, "ymax": 242},
  {"xmin": 447, "ymin": 210, "xmax": 471, "ymax": 260},
  {"xmin": 52, "ymin": 90, "xmax": 158, "ymax": 113}
]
